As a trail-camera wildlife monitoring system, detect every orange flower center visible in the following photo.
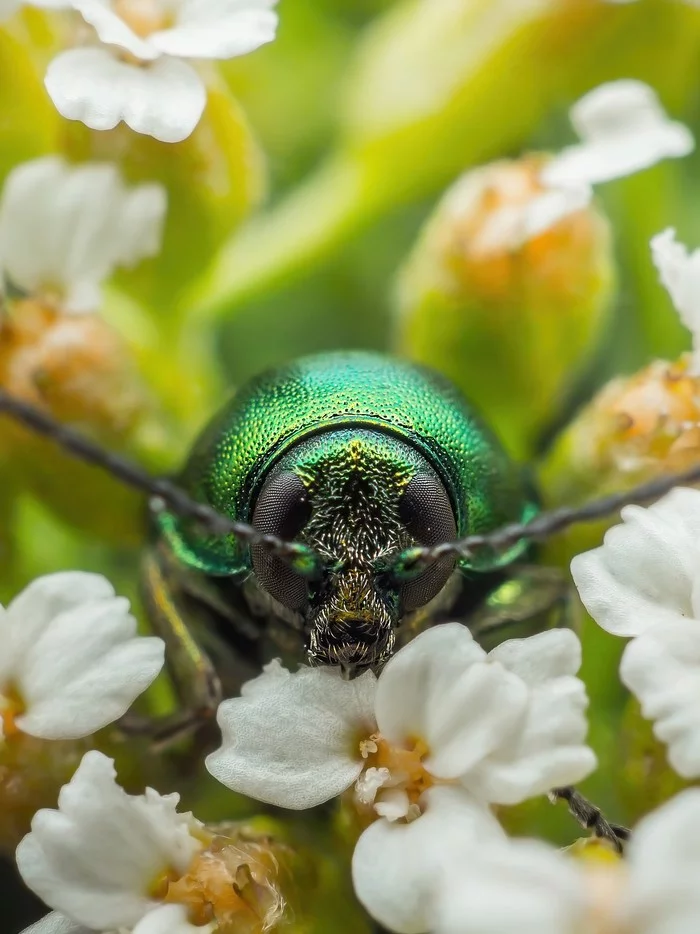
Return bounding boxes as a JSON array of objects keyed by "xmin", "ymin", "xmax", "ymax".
[
  {"xmin": 149, "ymin": 835, "xmax": 285, "ymax": 934},
  {"xmin": 358, "ymin": 733, "xmax": 435, "ymax": 817},
  {"xmin": 0, "ymin": 687, "xmax": 26, "ymax": 740}
]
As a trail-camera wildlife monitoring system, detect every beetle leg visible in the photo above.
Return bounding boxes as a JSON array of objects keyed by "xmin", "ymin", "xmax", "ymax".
[
  {"xmin": 549, "ymin": 786, "xmax": 630, "ymax": 853},
  {"xmin": 117, "ymin": 547, "xmax": 224, "ymax": 745},
  {"xmin": 464, "ymin": 563, "xmax": 577, "ymax": 651}
]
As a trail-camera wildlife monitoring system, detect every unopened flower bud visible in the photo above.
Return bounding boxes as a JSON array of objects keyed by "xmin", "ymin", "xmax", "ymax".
[
  {"xmin": 541, "ymin": 355, "xmax": 700, "ymax": 510},
  {"xmin": 0, "ymin": 300, "xmax": 152, "ymax": 542},
  {"xmin": 394, "ymin": 154, "xmax": 614, "ymax": 456}
]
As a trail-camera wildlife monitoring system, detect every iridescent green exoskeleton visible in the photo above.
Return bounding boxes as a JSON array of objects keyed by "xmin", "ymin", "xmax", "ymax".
[{"xmin": 144, "ymin": 352, "xmax": 574, "ymax": 737}]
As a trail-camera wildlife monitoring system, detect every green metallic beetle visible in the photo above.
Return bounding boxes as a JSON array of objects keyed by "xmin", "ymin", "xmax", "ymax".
[{"xmin": 141, "ymin": 351, "xmax": 573, "ymax": 736}]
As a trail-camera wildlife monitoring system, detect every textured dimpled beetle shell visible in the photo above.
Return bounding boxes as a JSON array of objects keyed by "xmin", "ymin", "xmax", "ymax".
[{"xmin": 157, "ymin": 352, "xmax": 537, "ymax": 575}]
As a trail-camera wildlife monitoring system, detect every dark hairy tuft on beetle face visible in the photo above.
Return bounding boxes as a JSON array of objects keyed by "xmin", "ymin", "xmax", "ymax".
[{"xmin": 248, "ymin": 430, "xmax": 458, "ymax": 674}]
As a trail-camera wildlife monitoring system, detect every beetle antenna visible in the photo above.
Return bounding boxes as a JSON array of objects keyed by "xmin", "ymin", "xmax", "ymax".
[
  {"xmin": 3, "ymin": 388, "xmax": 700, "ymax": 570},
  {"xmin": 0, "ymin": 389, "xmax": 320, "ymax": 574}
]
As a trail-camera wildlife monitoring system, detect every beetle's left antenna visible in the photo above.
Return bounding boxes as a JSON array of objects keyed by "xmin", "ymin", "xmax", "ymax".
[{"xmin": 0, "ymin": 389, "xmax": 321, "ymax": 575}]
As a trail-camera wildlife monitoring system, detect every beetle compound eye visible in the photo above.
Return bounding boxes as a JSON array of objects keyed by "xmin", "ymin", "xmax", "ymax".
[
  {"xmin": 251, "ymin": 471, "xmax": 312, "ymax": 610},
  {"xmin": 398, "ymin": 472, "xmax": 457, "ymax": 611}
]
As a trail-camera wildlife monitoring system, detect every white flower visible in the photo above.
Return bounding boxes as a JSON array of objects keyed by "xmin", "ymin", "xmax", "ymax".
[
  {"xmin": 542, "ymin": 80, "xmax": 694, "ymax": 188},
  {"xmin": 434, "ymin": 788, "xmax": 700, "ymax": 934},
  {"xmin": 651, "ymin": 228, "xmax": 700, "ymax": 373},
  {"xmin": 207, "ymin": 623, "xmax": 595, "ymax": 933},
  {"xmin": 0, "ymin": 572, "xmax": 164, "ymax": 741},
  {"xmin": 45, "ymin": 0, "xmax": 279, "ymax": 143},
  {"xmin": 17, "ymin": 751, "xmax": 210, "ymax": 934},
  {"xmin": 571, "ymin": 487, "xmax": 700, "ymax": 777},
  {"xmin": 0, "ymin": 156, "xmax": 165, "ymax": 313}
]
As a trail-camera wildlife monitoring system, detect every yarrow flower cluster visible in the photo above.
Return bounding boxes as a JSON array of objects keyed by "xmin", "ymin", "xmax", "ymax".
[{"xmin": 206, "ymin": 623, "xmax": 595, "ymax": 932}]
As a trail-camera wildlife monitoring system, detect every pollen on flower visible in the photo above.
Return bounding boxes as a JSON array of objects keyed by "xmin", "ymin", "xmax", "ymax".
[
  {"xmin": 559, "ymin": 356, "xmax": 700, "ymax": 488},
  {"xmin": 0, "ymin": 686, "xmax": 25, "ymax": 740},
  {"xmin": 0, "ymin": 299, "xmax": 147, "ymax": 451},
  {"xmin": 353, "ymin": 732, "xmax": 435, "ymax": 821},
  {"xmin": 431, "ymin": 155, "xmax": 604, "ymax": 307},
  {"xmin": 153, "ymin": 830, "xmax": 288, "ymax": 934}
]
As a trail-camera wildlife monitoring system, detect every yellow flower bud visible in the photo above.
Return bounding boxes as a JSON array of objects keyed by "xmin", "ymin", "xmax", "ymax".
[
  {"xmin": 394, "ymin": 155, "xmax": 614, "ymax": 457},
  {"xmin": 542, "ymin": 355, "xmax": 700, "ymax": 509},
  {"xmin": 0, "ymin": 300, "xmax": 151, "ymax": 543}
]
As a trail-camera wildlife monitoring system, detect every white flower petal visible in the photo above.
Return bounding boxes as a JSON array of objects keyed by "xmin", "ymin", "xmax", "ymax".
[
  {"xmin": 22, "ymin": 914, "xmax": 90, "ymax": 934},
  {"xmin": 71, "ymin": 0, "xmax": 158, "ymax": 59},
  {"xmin": 375, "ymin": 624, "xmax": 528, "ymax": 779},
  {"xmin": 0, "ymin": 158, "xmax": 166, "ymax": 311},
  {"xmin": 651, "ymin": 229, "xmax": 700, "ymax": 372},
  {"xmin": 355, "ymin": 766, "xmax": 392, "ymax": 807},
  {"xmin": 16, "ymin": 752, "xmax": 202, "ymax": 931},
  {"xmin": 206, "ymin": 666, "xmax": 377, "ymax": 808},
  {"xmin": 374, "ymin": 787, "xmax": 411, "ymax": 822},
  {"xmin": 488, "ymin": 629, "xmax": 582, "ymax": 686},
  {"xmin": 46, "ymin": 48, "xmax": 206, "ymax": 143},
  {"xmin": 623, "ymin": 790, "xmax": 700, "ymax": 934},
  {"xmin": 133, "ymin": 904, "xmax": 212, "ymax": 934},
  {"xmin": 621, "ymin": 620, "xmax": 700, "ymax": 778},
  {"xmin": 543, "ymin": 80, "xmax": 694, "ymax": 187},
  {"xmin": 434, "ymin": 838, "xmax": 584, "ymax": 934},
  {"xmin": 16, "ymin": 599, "xmax": 164, "ymax": 740},
  {"xmin": 240, "ymin": 658, "xmax": 291, "ymax": 696},
  {"xmin": 0, "ymin": 572, "xmax": 116, "ymax": 683},
  {"xmin": 352, "ymin": 786, "xmax": 504, "ymax": 934},
  {"xmin": 456, "ymin": 632, "xmax": 594, "ymax": 804},
  {"xmin": 152, "ymin": 2, "xmax": 278, "ymax": 59},
  {"xmin": 570, "ymin": 492, "xmax": 700, "ymax": 637},
  {"xmin": 463, "ymin": 675, "xmax": 596, "ymax": 804}
]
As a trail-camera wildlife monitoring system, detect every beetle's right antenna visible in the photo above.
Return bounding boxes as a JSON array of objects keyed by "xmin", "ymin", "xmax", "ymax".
[{"xmin": 0, "ymin": 389, "xmax": 322, "ymax": 577}]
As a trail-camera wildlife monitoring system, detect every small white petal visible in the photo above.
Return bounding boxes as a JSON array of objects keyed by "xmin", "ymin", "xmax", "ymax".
[
  {"xmin": 621, "ymin": 619, "xmax": 700, "ymax": 778},
  {"xmin": 376, "ymin": 624, "xmax": 528, "ymax": 779},
  {"xmin": 460, "ymin": 632, "xmax": 595, "ymax": 804},
  {"xmin": 0, "ymin": 158, "xmax": 166, "ymax": 311},
  {"xmin": 206, "ymin": 666, "xmax": 377, "ymax": 808},
  {"xmin": 623, "ymin": 789, "xmax": 700, "ymax": 934},
  {"xmin": 71, "ymin": 0, "xmax": 159, "ymax": 60},
  {"xmin": 488, "ymin": 629, "xmax": 582, "ymax": 686},
  {"xmin": 0, "ymin": 572, "xmax": 115, "ymax": 683},
  {"xmin": 46, "ymin": 48, "xmax": 206, "ymax": 143},
  {"xmin": 543, "ymin": 80, "xmax": 694, "ymax": 187},
  {"xmin": 651, "ymin": 229, "xmax": 700, "ymax": 373},
  {"xmin": 355, "ymin": 766, "xmax": 392, "ymax": 807},
  {"xmin": 22, "ymin": 914, "xmax": 90, "ymax": 934},
  {"xmin": 16, "ymin": 606, "xmax": 164, "ymax": 740},
  {"xmin": 571, "ymin": 491, "xmax": 700, "ymax": 638},
  {"xmin": 434, "ymin": 838, "xmax": 585, "ymax": 934},
  {"xmin": 16, "ymin": 752, "xmax": 202, "ymax": 931},
  {"xmin": 240, "ymin": 658, "xmax": 291, "ymax": 697},
  {"xmin": 152, "ymin": 3, "xmax": 278, "ymax": 59},
  {"xmin": 352, "ymin": 786, "xmax": 504, "ymax": 934},
  {"xmin": 133, "ymin": 904, "xmax": 213, "ymax": 934},
  {"xmin": 374, "ymin": 787, "xmax": 411, "ymax": 822}
]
